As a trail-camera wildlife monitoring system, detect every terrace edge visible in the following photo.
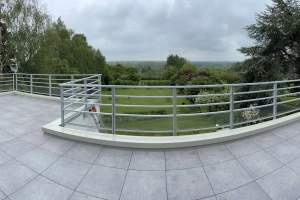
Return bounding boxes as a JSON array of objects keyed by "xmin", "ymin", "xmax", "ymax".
[{"xmin": 42, "ymin": 111, "xmax": 300, "ymax": 149}]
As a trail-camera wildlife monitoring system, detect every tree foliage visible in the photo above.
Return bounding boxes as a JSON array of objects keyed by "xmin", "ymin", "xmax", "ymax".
[
  {"xmin": 1, "ymin": 0, "xmax": 51, "ymax": 72},
  {"xmin": 166, "ymin": 54, "xmax": 188, "ymax": 70},
  {"xmin": 109, "ymin": 63, "xmax": 140, "ymax": 85},
  {"xmin": 0, "ymin": 2, "xmax": 14, "ymax": 73},
  {"xmin": 1, "ymin": 0, "xmax": 110, "ymax": 83},
  {"xmin": 236, "ymin": 0, "xmax": 300, "ymax": 82},
  {"xmin": 183, "ymin": 74, "xmax": 223, "ymax": 103}
]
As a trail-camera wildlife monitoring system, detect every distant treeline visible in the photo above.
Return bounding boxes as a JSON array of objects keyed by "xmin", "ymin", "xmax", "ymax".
[{"xmin": 107, "ymin": 61, "xmax": 237, "ymax": 70}]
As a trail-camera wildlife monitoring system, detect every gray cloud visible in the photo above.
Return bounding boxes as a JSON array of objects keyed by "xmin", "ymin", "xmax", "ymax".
[{"xmin": 41, "ymin": 0, "xmax": 273, "ymax": 61}]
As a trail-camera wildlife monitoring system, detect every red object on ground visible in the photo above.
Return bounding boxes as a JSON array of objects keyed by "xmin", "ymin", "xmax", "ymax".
[{"xmin": 89, "ymin": 107, "xmax": 97, "ymax": 112}]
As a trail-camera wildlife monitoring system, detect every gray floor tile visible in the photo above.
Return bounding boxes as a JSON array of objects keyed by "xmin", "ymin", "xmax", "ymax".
[
  {"xmin": 165, "ymin": 149, "xmax": 201, "ymax": 170},
  {"xmin": 0, "ymin": 130, "xmax": 15, "ymax": 144},
  {"xmin": 129, "ymin": 151, "xmax": 165, "ymax": 170},
  {"xmin": 287, "ymin": 122, "xmax": 300, "ymax": 129},
  {"xmin": 9, "ymin": 176, "xmax": 73, "ymax": 200},
  {"xmin": 197, "ymin": 144, "xmax": 235, "ymax": 165},
  {"xmin": 11, "ymin": 115, "xmax": 34, "ymax": 124},
  {"xmin": 204, "ymin": 160, "xmax": 253, "ymax": 194},
  {"xmin": 42, "ymin": 157, "xmax": 91, "ymax": 190},
  {"xmin": 287, "ymin": 156, "xmax": 300, "ymax": 175},
  {"xmin": 0, "ymin": 118, "xmax": 14, "ymax": 130},
  {"xmin": 288, "ymin": 135, "xmax": 300, "ymax": 147},
  {"xmin": 256, "ymin": 166, "xmax": 300, "ymax": 200},
  {"xmin": 0, "ymin": 138, "xmax": 35, "ymax": 158},
  {"xmin": 20, "ymin": 130, "xmax": 52, "ymax": 146},
  {"xmin": 202, "ymin": 197, "xmax": 217, "ymax": 200},
  {"xmin": 272, "ymin": 128, "xmax": 300, "ymax": 140},
  {"xmin": 0, "ymin": 190, "xmax": 6, "ymax": 200},
  {"xmin": 4, "ymin": 125, "xmax": 32, "ymax": 137},
  {"xmin": 16, "ymin": 147, "xmax": 60, "ymax": 173},
  {"xmin": 95, "ymin": 148, "xmax": 132, "ymax": 169},
  {"xmin": 0, "ymin": 160, "xmax": 37, "ymax": 195},
  {"xmin": 40, "ymin": 137, "xmax": 75, "ymax": 155},
  {"xmin": 226, "ymin": 139, "xmax": 261, "ymax": 158},
  {"xmin": 265, "ymin": 141, "xmax": 300, "ymax": 164},
  {"xmin": 238, "ymin": 150, "xmax": 283, "ymax": 179},
  {"xmin": 64, "ymin": 142, "xmax": 103, "ymax": 163},
  {"xmin": 216, "ymin": 181, "xmax": 271, "ymax": 200},
  {"xmin": 0, "ymin": 150, "xmax": 12, "ymax": 165},
  {"xmin": 1, "ymin": 112, "xmax": 20, "ymax": 120},
  {"xmin": 23, "ymin": 120, "xmax": 46, "ymax": 131},
  {"xmin": 120, "ymin": 170, "xmax": 167, "ymax": 200},
  {"xmin": 167, "ymin": 167, "xmax": 214, "ymax": 200},
  {"xmin": 77, "ymin": 165, "xmax": 127, "ymax": 200},
  {"xmin": 250, "ymin": 132, "xmax": 283, "ymax": 149},
  {"xmin": 69, "ymin": 192, "xmax": 103, "ymax": 200}
]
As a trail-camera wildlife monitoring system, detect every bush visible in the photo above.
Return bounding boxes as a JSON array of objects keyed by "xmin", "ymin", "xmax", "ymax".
[
  {"xmin": 195, "ymin": 91, "xmax": 229, "ymax": 112},
  {"xmin": 139, "ymin": 80, "xmax": 170, "ymax": 86},
  {"xmin": 184, "ymin": 76, "xmax": 223, "ymax": 103},
  {"xmin": 109, "ymin": 79, "xmax": 138, "ymax": 85}
]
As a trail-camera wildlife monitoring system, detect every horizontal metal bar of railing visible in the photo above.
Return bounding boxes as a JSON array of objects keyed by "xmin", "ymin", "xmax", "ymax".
[
  {"xmin": 234, "ymin": 89, "xmax": 274, "ymax": 95},
  {"xmin": 277, "ymin": 85, "xmax": 300, "ymax": 90},
  {"xmin": 234, "ymin": 103, "xmax": 274, "ymax": 112},
  {"xmin": 177, "ymin": 93, "xmax": 230, "ymax": 98},
  {"xmin": 234, "ymin": 96, "xmax": 274, "ymax": 104},
  {"xmin": 277, "ymin": 91, "xmax": 300, "ymax": 98},
  {"xmin": 277, "ymin": 98, "xmax": 300, "ymax": 105},
  {"xmin": 177, "ymin": 102, "xmax": 231, "ymax": 107},
  {"xmin": 177, "ymin": 110, "xmax": 231, "ymax": 117}
]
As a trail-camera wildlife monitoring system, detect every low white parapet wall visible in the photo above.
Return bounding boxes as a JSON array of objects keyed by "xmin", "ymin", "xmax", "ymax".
[{"xmin": 42, "ymin": 112, "xmax": 300, "ymax": 149}]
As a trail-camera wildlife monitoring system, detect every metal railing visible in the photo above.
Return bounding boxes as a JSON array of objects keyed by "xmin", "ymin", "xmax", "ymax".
[
  {"xmin": 0, "ymin": 73, "xmax": 14, "ymax": 92},
  {"xmin": 60, "ymin": 74, "xmax": 102, "ymax": 127},
  {"xmin": 2, "ymin": 73, "xmax": 300, "ymax": 136},
  {"xmin": 14, "ymin": 73, "xmax": 97, "ymax": 96},
  {"xmin": 60, "ymin": 77, "xmax": 300, "ymax": 136}
]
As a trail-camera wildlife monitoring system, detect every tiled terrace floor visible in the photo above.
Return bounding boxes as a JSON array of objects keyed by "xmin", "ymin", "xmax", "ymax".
[{"xmin": 1, "ymin": 94, "xmax": 300, "ymax": 200}]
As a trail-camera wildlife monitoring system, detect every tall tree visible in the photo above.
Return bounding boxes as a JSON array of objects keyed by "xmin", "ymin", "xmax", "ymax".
[
  {"xmin": 0, "ymin": 0, "xmax": 14, "ymax": 73},
  {"xmin": 1, "ymin": 0, "xmax": 51, "ymax": 72},
  {"xmin": 30, "ymin": 18, "xmax": 109, "ymax": 82},
  {"xmin": 166, "ymin": 54, "xmax": 188, "ymax": 70},
  {"xmin": 236, "ymin": 0, "xmax": 300, "ymax": 82}
]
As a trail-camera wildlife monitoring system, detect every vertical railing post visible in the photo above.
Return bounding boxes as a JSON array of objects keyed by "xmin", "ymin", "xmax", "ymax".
[
  {"xmin": 71, "ymin": 75, "xmax": 74, "ymax": 95},
  {"xmin": 98, "ymin": 75, "xmax": 101, "ymax": 112},
  {"xmin": 230, "ymin": 86, "xmax": 234, "ymax": 129},
  {"xmin": 12, "ymin": 73, "xmax": 15, "ymax": 91},
  {"xmin": 112, "ymin": 87, "xmax": 116, "ymax": 134},
  {"xmin": 49, "ymin": 75, "xmax": 52, "ymax": 96},
  {"xmin": 16, "ymin": 73, "xmax": 18, "ymax": 91},
  {"xmin": 60, "ymin": 85, "xmax": 64, "ymax": 127},
  {"xmin": 30, "ymin": 74, "xmax": 33, "ymax": 94},
  {"xmin": 273, "ymin": 82, "xmax": 277, "ymax": 120},
  {"xmin": 173, "ymin": 87, "xmax": 177, "ymax": 136},
  {"xmin": 84, "ymin": 79, "xmax": 88, "ymax": 118}
]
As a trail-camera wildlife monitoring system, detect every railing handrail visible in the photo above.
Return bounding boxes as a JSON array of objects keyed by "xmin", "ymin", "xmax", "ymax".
[{"xmin": 59, "ymin": 79, "xmax": 300, "ymax": 88}]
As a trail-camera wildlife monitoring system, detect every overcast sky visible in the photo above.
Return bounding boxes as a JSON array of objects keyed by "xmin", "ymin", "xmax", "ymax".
[{"xmin": 40, "ymin": 0, "xmax": 273, "ymax": 61}]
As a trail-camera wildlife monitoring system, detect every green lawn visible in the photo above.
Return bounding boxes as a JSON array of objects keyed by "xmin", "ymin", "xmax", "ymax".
[
  {"xmin": 280, "ymin": 96, "xmax": 299, "ymax": 107},
  {"xmin": 96, "ymin": 88, "xmax": 219, "ymax": 136}
]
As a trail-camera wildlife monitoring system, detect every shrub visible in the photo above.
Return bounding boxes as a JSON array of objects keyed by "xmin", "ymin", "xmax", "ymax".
[
  {"xmin": 242, "ymin": 104, "xmax": 260, "ymax": 122},
  {"xmin": 194, "ymin": 91, "xmax": 229, "ymax": 112},
  {"xmin": 140, "ymin": 80, "xmax": 170, "ymax": 86}
]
